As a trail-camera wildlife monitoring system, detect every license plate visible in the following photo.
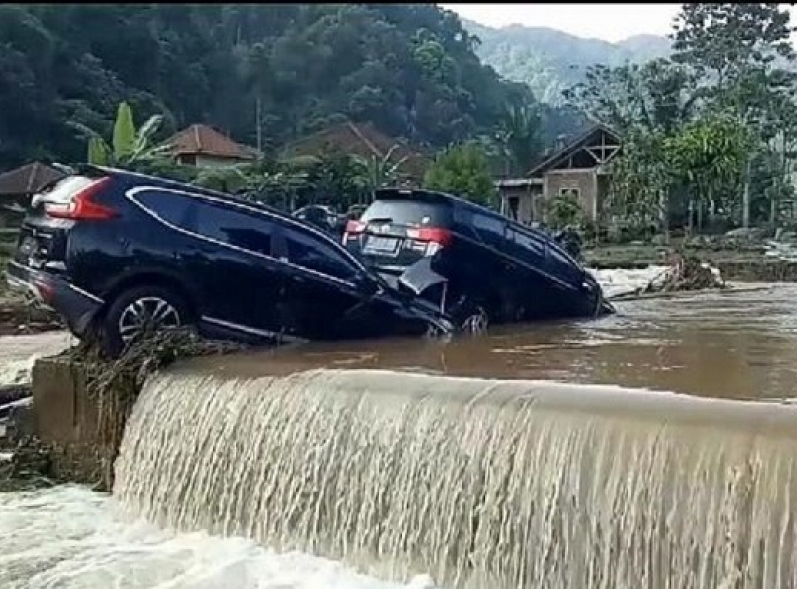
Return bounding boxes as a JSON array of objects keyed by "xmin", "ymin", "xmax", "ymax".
[{"xmin": 364, "ymin": 236, "xmax": 399, "ymax": 254}]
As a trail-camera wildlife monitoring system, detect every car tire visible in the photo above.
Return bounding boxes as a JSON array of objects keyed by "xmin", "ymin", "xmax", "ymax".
[
  {"xmin": 101, "ymin": 284, "xmax": 191, "ymax": 357},
  {"xmin": 459, "ymin": 305, "xmax": 489, "ymax": 334}
]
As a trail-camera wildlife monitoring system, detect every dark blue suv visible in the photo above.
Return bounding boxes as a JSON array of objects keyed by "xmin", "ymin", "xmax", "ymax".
[
  {"xmin": 343, "ymin": 188, "xmax": 613, "ymax": 328},
  {"xmin": 7, "ymin": 166, "xmax": 452, "ymax": 355}
]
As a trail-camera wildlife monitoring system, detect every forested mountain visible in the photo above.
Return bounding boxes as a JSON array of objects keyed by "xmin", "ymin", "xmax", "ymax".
[
  {"xmin": 463, "ymin": 19, "xmax": 672, "ymax": 105},
  {"xmin": 0, "ymin": 4, "xmax": 589, "ymax": 171}
]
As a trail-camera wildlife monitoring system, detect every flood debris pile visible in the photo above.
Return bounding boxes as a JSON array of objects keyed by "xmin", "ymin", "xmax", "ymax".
[
  {"xmin": 611, "ymin": 253, "xmax": 725, "ymax": 301},
  {"xmin": 0, "ymin": 328, "xmax": 245, "ymax": 492},
  {"xmin": 0, "ymin": 394, "xmax": 52, "ymax": 492},
  {"xmin": 0, "ymin": 288, "xmax": 62, "ymax": 336},
  {"xmin": 0, "ymin": 435, "xmax": 52, "ymax": 492},
  {"xmin": 646, "ymin": 255, "xmax": 725, "ymax": 293}
]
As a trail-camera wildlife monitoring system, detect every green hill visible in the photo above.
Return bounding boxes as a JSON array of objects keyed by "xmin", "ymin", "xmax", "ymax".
[{"xmin": 463, "ymin": 19, "xmax": 672, "ymax": 106}]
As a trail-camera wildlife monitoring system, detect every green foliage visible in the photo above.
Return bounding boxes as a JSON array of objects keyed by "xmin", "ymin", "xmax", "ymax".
[
  {"xmin": 606, "ymin": 130, "xmax": 672, "ymax": 227},
  {"xmin": 423, "ymin": 143, "xmax": 497, "ymax": 205},
  {"xmin": 184, "ymin": 149, "xmax": 374, "ymax": 212},
  {"xmin": 192, "ymin": 166, "xmax": 250, "ymax": 194},
  {"xmin": 0, "ymin": 4, "xmax": 533, "ymax": 169},
  {"xmin": 351, "ymin": 145, "xmax": 408, "ymax": 191},
  {"xmin": 666, "ymin": 115, "xmax": 749, "ymax": 195},
  {"xmin": 494, "ymin": 102, "xmax": 543, "ymax": 176},
  {"xmin": 568, "ymin": 3, "xmax": 797, "ymax": 231},
  {"xmin": 545, "ymin": 191, "xmax": 585, "ymax": 229},
  {"xmin": 68, "ymin": 101, "xmax": 167, "ymax": 167},
  {"xmin": 672, "ymin": 4, "xmax": 794, "ymax": 94},
  {"xmin": 563, "ymin": 59, "xmax": 697, "ymax": 134}
]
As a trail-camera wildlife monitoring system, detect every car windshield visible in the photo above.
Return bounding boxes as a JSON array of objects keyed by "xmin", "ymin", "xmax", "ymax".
[{"xmin": 361, "ymin": 199, "xmax": 451, "ymax": 227}]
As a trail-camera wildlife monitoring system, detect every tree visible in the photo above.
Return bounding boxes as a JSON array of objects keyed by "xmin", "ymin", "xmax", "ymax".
[
  {"xmin": 563, "ymin": 58, "xmax": 697, "ymax": 135},
  {"xmin": 606, "ymin": 130, "xmax": 673, "ymax": 235},
  {"xmin": 545, "ymin": 190, "xmax": 584, "ymax": 230},
  {"xmin": 494, "ymin": 102, "xmax": 543, "ymax": 176},
  {"xmin": 192, "ymin": 165, "xmax": 251, "ymax": 194},
  {"xmin": 672, "ymin": 3, "xmax": 794, "ymax": 96},
  {"xmin": 0, "ymin": 5, "xmax": 565, "ymax": 170},
  {"xmin": 665, "ymin": 115, "xmax": 750, "ymax": 231},
  {"xmin": 671, "ymin": 3, "xmax": 796, "ymax": 227},
  {"xmin": 563, "ymin": 59, "xmax": 699, "ymax": 236},
  {"xmin": 423, "ymin": 142, "xmax": 497, "ymax": 205},
  {"xmin": 68, "ymin": 101, "xmax": 169, "ymax": 167}
]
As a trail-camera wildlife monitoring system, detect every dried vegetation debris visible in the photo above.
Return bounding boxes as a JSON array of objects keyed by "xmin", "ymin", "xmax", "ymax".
[{"xmin": 1, "ymin": 327, "xmax": 245, "ymax": 491}]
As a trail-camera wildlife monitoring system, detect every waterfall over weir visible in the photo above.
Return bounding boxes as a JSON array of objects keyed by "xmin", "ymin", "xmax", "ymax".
[{"xmin": 114, "ymin": 367, "xmax": 797, "ymax": 589}]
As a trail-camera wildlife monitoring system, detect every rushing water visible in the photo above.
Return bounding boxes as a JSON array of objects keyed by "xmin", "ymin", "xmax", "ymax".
[
  {"xmin": 115, "ymin": 369, "xmax": 797, "ymax": 588},
  {"xmin": 5, "ymin": 267, "xmax": 797, "ymax": 588}
]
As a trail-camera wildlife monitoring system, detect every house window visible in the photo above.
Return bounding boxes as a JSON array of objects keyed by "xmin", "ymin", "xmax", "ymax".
[{"xmin": 560, "ymin": 187, "xmax": 580, "ymax": 200}]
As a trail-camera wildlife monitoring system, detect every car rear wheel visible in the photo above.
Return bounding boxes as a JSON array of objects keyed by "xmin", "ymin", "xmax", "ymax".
[
  {"xmin": 460, "ymin": 306, "xmax": 489, "ymax": 334},
  {"xmin": 448, "ymin": 295, "xmax": 490, "ymax": 335},
  {"xmin": 102, "ymin": 285, "xmax": 191, "ymax": 356}
]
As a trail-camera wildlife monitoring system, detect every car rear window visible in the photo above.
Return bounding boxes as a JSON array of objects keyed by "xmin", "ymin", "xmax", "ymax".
[{"xmin": 361, "ymin": 199, "xmax": 452, "ymax": 227}]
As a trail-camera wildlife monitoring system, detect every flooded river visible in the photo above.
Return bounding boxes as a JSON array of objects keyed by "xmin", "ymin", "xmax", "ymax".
[{"xmin": 3, "ymin": 268, "xmax": 797, "ymax": 588}]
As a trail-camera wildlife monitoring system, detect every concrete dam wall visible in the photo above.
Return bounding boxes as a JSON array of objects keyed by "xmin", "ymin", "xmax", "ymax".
[{"xmin": 29, "ymin": 357, "xmax": 797, "ymax": 588}]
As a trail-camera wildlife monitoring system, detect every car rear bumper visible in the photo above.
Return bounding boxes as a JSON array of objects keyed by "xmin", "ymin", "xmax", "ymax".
[{"xmin": 6, "ymin": 260, "xmax": 103, "ymax": 337}]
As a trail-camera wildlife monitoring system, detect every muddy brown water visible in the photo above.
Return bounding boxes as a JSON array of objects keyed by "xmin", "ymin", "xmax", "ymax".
[
  {"xmin": 111, "ymin": 283, "xmax": 797, "ymax": 588},
  {"xmin": 184, "ymin": 283, "xmax": 797, "ymax": 402},
  {"xmin": 7, "ymin": 281, "xmax": 797, "ymax": 587}
]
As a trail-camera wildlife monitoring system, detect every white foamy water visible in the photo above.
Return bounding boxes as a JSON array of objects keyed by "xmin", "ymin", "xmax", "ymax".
[
  {"xmin": 0, "ymin": 331, "xmax": 72, "ymax": 387},
  {"xmin": 588, "ymin": 265, "xmax": 667, "ymax": 299},
  {"xmin": 0, "ymin": 486, "xmax": 437, "ymax": 589}
]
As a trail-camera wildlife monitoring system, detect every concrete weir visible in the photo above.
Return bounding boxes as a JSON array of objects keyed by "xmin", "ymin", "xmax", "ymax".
[
  {"xmin": 30, "ymin": 356, "xmax": 117, "ymax": 488},
  {"xmin": 29, "ymin": 356, "xmax": 797, "ymax": 587}
]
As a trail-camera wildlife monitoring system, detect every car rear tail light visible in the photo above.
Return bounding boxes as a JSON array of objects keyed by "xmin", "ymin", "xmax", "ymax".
[
  {"xmin": 407, "ymin": 227, "xmax": 453, "ymax": 247},
  {"xmin": 45, "ymin": 177, "xmax": 117, "ymax": 221}
]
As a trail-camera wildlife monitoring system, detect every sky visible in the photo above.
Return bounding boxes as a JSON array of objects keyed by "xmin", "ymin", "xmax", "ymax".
[{"xmin": 441, "ymin": 3, "xmax": 797, "ymax": 44}]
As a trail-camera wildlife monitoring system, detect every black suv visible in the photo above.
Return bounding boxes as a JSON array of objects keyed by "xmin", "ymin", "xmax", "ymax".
[
  {"xmin": 7, "ymin": 166, "xmax": 452, "ymax": 355},
  {"xmin": 343, "ymin": 188, "xmax": 613, "ymax": 327}
]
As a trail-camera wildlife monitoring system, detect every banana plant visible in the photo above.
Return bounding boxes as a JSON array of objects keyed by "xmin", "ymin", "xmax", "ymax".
[
  {"xmin": 68, "ymin": 101, "xmax": 171, "ymax": 167},
  {"xmin": 351, "ymin": 144, "xmax": 409, "ymax": 190}
]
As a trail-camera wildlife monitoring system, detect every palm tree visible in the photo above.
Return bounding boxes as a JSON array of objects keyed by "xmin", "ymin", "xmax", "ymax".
[
  {"xmin": 68, "ymin": 101, "xmax": 170, "ymax": 167},
  {"xmin": 495, "ymin": 103, "xmax": 543, "ymax": 177}
]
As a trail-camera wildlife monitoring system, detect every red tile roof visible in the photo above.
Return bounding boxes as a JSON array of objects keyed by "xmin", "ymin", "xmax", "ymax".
[
  {"xmin": 164, "ymin": 124, "xmax": 256, "ymax": 160},
  {"xmin": 0, "ymin": 162, "xmax": 66, "ymax": 197},
  {"xmin": 281, "ymin": 121, "xmax": 431, "ymax": 179}
]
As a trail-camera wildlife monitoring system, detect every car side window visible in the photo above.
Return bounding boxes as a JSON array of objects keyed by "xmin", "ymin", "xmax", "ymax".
[
  {"xmin": 195, "ymin": 201, "xmax": 274, "ymax": 257},
  {"xmin": 132, "ymin": 191, "xmax": 196, "ymax": 230},
  {"xmin": 472, "ymin": 212, "xmax": 506, "ymax": 245},
  {"xmin": 283, "ymin": 226, "xmax": 360, "ymax": 282},
  {"xmin": 509, "ymin": 227, "xmax": 545, "ymax": 257}
]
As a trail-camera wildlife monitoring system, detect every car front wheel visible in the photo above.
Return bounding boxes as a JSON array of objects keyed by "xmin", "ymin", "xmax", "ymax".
[{"xmin": 101, "ymin": 285, "xmax": 190, "ymax": 356}]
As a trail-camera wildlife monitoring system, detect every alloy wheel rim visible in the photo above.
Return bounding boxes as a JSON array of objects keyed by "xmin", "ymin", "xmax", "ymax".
[
  {"xmin": 461, "ymin": 309, "xmax": 488, "ymax": 334},
  {"xmin": 118, "ymin": 296, "xmax": 181, "ymax": 344}
]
